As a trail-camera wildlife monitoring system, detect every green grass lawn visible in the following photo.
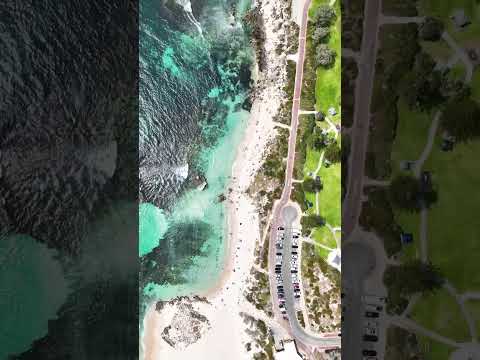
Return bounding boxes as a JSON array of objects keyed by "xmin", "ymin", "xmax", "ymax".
[
  {"xmin": 390, "ymin": 99, "xmax": 433, "ymax": 262},
  {"xmin": 318, "ymin": 162, "xmax": 341, "ymax": 227},
  {"xmin": 316, "ymin": 245, "xmax": 330, "ymax": 260},
  {"xmin": 416, "ymin": 335, "xmax": 455, "ymax": 360},
  {"xmin": 466, "ymin": 300, "xmax": 480, "ymax": 335},
  {"xmin": 314, "ymin": 0, "xmax": 341, "ymax": 120},
  {"xmin": 394, "ymin": 211, "xmax": 420, "ymax": 261},
  {"xmin": 412, "ymin": 289, "xmax": 471, "ymax": 342},
  {"xmin": 304, "ymin": 191, "xmax": 317, "ymax": 215},
  {"xmin": 418, "ymin": 0, "xmax": 477, "ymax": 20},
  {"xmin": 470, "ymin": 69, "xmax": 480, "ymax": 104},
  {"xmin": 390, "ymin": 98, "xmax": 433, "ymax": 177},
  {"xmin": 418, "ymin": 1, "xmax": 480, "ymax": 48},
  {"xmin": 420, "ymin": 40, "xmax": 454, "ymax": 63},
  {"xmin": 447, "ymin": 62, "xmax": 467, "ymax": 82},
  {"xmin": 424, "ymin": 138, "xmax": 480, "ymax": 292},
  {"xmin": 312, "ymin": 226, "xmax": 337, "ymax": 249},
  {"xmin": 303, "ymin": 145, "xmax": 321, "ymax": 177}
]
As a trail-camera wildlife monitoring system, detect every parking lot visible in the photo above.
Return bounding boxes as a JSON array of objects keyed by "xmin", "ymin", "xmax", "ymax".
[
  {"xmin": 274, "ymin": 226, "xmax": 302, "ymax": 319},
  {"xmin": 342, "ymin": 290, "xmax": 386, "ymax": 359}
]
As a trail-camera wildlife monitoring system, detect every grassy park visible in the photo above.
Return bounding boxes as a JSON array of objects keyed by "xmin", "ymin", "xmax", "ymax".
[
  {"xmin": 411, "ymin": 289, "xmax": 471, "ymax": 342},
  {"xmin": 423, "ymin": 138, "xmax": 480, "ymax": 292},
  {"xmin": 294, "ymin": 0, "xmax": 340, "ymax": 262}
]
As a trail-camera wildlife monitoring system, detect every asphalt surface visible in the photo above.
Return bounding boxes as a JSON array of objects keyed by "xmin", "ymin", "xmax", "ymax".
[
  {"xmin": 280, "ymin": 206, "xmax": 341, "ymax": 348},
  {"xmin": 266, "ymin": 0, "xmax": 340, "ymax": 349},
  {"xmin": 342, "ymin": 241, "xmax": 376, "ymax": 360},
  {"xmin": 342, "ymin": 0, "xmax": 381, "ymax": 238},
  {"xmin": 267, "ymin": 0, "xmax": 310, "ymax": 326}
]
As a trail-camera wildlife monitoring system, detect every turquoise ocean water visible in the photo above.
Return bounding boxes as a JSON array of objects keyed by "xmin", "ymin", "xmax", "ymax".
[{"xmin": 139, "ymin": 0, "xmax": 253, "ymax": 312}]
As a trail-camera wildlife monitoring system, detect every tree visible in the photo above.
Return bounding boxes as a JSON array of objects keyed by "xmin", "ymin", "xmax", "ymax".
[
  {"xmin": 388, "ymin": 175, "xmax": 422, "ymax": 212},
  {"xmin": 312, "ymin": 27, "xmax": 330, "ymax": 44},
  {"xmin": 441, "ymin": 98, "xmax": 480, "ymax": 142},
  {"xmin": 313, "ymin": 5, "xmax": 336, "ymax": 27},
  {"xmin": 302, "ymin": 177, "xmax": 322, "ymax": 193},
  {"xmin": 384, "ymin": 260, "xmax": 444, "ymax": 296},
  {"xmin": 399, "ymin": 52, "xmax": 446, "ymax": 111},
  {"xmin": 311, "ymin": 131, "xmax": 328, "ymax": 150},
  {"xmin": 419, "ymin": 17, "xmax": 444, "ymax": 41},
  {"xmin": 301, "ymin": 214, "xmax": 326, "ymax": 234},
  {"xmin": 324, "ymin": 141, "xmax": 341, "ymax": 163},
  {"xmin": 315, "ymin": 44, "xmax": 336, "ymax": 68}
]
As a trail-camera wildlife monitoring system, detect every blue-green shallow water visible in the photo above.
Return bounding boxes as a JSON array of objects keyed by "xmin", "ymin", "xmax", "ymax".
[
  {"xmin": 0, "ymin": 235, "xmax": 69, "ymax": 358},
  {"xmin": 139, "ymin": 0, "xmax": 253, "ymax": 316}
]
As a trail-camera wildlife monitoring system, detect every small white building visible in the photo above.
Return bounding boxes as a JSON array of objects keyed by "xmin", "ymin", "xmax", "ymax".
[
  {"xmin": 327, "ymin": 249, "xmax": 341, "ymax": 272},
  {"xmin": 274, "ymin": 340, "xmax": 303, "ymax": 360},
  {"xmin": 328, "ymin": 107, "xmax": 337, "ymax": 116}
]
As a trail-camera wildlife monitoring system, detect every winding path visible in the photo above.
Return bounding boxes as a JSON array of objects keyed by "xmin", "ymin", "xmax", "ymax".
[
  {"xmin": 267, "ymin": 0, "xmax": 340, "ymax": 349},
  {"xmin": 442, "ymin": 31, "xmax": 474, "ymax": 83}
]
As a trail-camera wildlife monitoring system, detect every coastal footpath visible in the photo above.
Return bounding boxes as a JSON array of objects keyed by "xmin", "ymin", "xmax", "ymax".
[{"xmin": 141, "ymin": 0, "xmax": 304, "ymax": 359}]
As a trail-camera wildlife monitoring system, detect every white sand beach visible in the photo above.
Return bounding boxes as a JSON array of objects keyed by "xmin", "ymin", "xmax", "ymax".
[{"xmin": 140, "ymin": 0, "xmax": 304, "ymax": 358}]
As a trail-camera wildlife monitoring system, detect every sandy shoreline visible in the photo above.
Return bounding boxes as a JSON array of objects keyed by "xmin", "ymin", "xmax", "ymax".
[{"xmin": 140, "ymin": 0, "xmax": 299, "ymax": 357}]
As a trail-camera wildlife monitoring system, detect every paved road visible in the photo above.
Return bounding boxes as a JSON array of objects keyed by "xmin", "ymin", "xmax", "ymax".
[
  {"xmin": 280, "ymin": 206, "xmax": 341, "ymax": 348},
  {"xmin": 342, "ymin": 0, "xmax": 382, "ymax": 239},
  {"xmin": 262, "ymin": 0, "xmax": 348, "ymax": 351},
  {"xmin": 267, "ymin": 0, "xmax": 309, "ymax": 326},
  {"xmin": 342, "ymin": 240, "xmax": 376, "ymax": 360},
  {"xmin": 266, "ymin": 0, "xmax": 341, "ymax": 350}
]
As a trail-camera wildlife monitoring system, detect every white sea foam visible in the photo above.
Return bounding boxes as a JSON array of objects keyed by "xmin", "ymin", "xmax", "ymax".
[
  {"xmin": 173, "ymin": 163, "xmax": 189, "ymax": 179},
  {"xmin": 175, "ymin": 0, "xmax": 203, "ymax": 35}
]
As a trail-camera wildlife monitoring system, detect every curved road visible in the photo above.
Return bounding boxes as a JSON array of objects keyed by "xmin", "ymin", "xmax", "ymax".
[{"xmin": 267, "ymin": 0, "xmax": 340, "ymax": 349}]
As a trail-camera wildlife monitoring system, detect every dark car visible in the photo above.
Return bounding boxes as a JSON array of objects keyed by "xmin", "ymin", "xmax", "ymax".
[
  {"xmin": 294, "ymin": 295, "xmax": 300, "ymax": 299},
  {"xmin": 363, "ymin": 335, "xmax": 378, "ymax": 342},
  {"xmin": 278, "ymin": 226, "xmax": 284, "ymax": 231},
  {"xmin": 362, "ymin": 350, "xmax": 377, "ymax": 356},
  {"xmin": 292, "ymin": 245, "xmax": 298, "ymax": 249},
  {"xmin": 292, "ymin": 251, "xmax": 298, "ymax": 255},
  {"xmin": 278, "ymin": 293, "xmax": 284, "ymax": 299},
  {"xmin": 365, "ymin": 311, "xmax": 379, "ymax": 318}
]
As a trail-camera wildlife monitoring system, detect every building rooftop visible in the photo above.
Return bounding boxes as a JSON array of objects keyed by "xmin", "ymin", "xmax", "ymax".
[{"xmin": 274, "ymin": 340, "xmax": 303, "ymax": 360}]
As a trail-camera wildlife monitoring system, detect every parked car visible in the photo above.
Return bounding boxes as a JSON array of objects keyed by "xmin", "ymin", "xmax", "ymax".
[
  {"xmin": 278, "ymin": 226, "xmax": 285, "ymax": 231},
  {"xmin": 362, "ymin": 350, "xmax": 377, "ymax": 356},
  {"xmin": 291, "ymin": 270, "xmax": 298, "ymax": 274},
  {"xmin": 363, "ymin": 335, "xmax": 378, "ymax": 342},
  {"xmin": 364, "ymin": 320, "xmax": 378, "ymax": 328},
  {"xmin": 365, "ymin": 327, "xmax": 377, "ymax": 336},
  {"xmin": 363, "ymin": 294, "xmax": 385, "ymax": 304},
  {"xmin": 365, "ymin": 311, "xmax": 379, "ymax": 318}
]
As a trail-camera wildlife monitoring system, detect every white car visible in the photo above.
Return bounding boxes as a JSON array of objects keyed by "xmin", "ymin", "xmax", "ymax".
[
  {"xmin": 364, "ymin": 320, "xmax": 378, "ymax": 328},
  {"xmin": 276, "ymin": 255, "xmax": 282, "ymax": 265},
  {"xmin": 364, "ymin": 327, "xmax": 377, "ymax": 336}
]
